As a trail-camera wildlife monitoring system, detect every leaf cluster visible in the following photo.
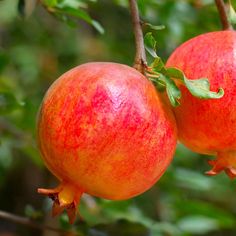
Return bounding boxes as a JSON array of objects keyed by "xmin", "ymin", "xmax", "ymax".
[
  {"xmin": 18, "ymin": 0, "xmax": 104, "ymax": 33},
  {"xmin": 144, "ymin": 32, "xmax": 224, "ymax": 106}
]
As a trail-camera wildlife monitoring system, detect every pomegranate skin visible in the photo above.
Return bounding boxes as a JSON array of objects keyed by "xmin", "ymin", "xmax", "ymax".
[
  {"xmin": 37, "ymin": 62, "xmax": 177, "ymax": 222},
  {"xmin": 166, "ymin": 31, "xmax": 236, "ymax": 178}
]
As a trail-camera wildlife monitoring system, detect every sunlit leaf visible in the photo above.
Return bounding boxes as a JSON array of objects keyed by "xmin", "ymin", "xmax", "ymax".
[
  {"xmin": 55, "ymin": 6, "xmax": 104, "ymax": 33},
  {"xmin": 145, "ymin": 23, "xmax": 165, "ymax": 30},
  {"xmin": 178, "ymin": 215, "xmax": 219, "ymax": 234},
  {"xmin": 165, "ymin": 67, "xmax": 224, "ymax": 99},
  {"xmin": 144, "ymin": 32, "xmax": 158, "ymax": 58},
  {"xmin": 165, "ymin": 67, "xmax": 183, "ymax": 79},
  {"xmin": 42, "ymin": 0, "xmax": 58, "ymax": 7},
  {"xmin": 158, "ymin": 74, "xmax": 181, "ymax": 107},
  {"xmin": 184, "ymin": 77, "xmax": 224, "ymax": 99},
  {"xmin": 229, "ymin": 1, "xmax": 236, "ymax": 24},
  {"xmin": 91, "ymin": 20, "xmax": 105, "ymax": 34},
  {"xmin": 137, "ymin": 0, "xmax": 146, "ymax": 15},
  {"xmin": 174, "ymin": 168, "xmax": 214, "ymax": 191},
  {"xmin": 56, "ymin": 6, "xmax": 91, "ymax": 21},
  {"xmin": 150, "ymin": 57, "xmax": 165, "ymax": 73}
]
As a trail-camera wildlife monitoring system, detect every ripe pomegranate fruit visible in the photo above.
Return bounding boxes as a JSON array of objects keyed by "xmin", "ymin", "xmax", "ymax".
[
  {"xmin": 166, "ymin": 31, "xmax": 236, "ymax": 178},
  {"xmin": 37, "ymin": 62, "xmax": 177, "ymax": 223}
]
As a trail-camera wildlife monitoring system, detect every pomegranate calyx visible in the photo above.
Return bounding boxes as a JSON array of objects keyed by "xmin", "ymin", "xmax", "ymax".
[
  {"xmin": 205, "ymin": 151, "xmax": 236, "ymax": 179},
  {"xmin": 38, "ymin": 183, "xmax": 83, "ymax": 224}
]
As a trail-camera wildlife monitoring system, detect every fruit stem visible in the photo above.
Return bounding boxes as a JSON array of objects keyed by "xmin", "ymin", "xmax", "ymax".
[
  {"xmin": 214, "ymin": 0, "xmax": 233, "ymax": 30},
  {"xmin": 129, "ymin": 0, "xmax": 147, "ymax": 74}
]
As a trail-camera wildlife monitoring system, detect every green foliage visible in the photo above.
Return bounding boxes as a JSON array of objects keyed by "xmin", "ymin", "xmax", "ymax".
[
  {"xmin": 41, "ymin": 0, "xmax": 104, "ymax": 33},
  {"xmin": 166, "ymin": 67, "xmax": 224, "ymax": 99},
  {"xmin": 1, "ymin": 0, "xmax": 236, "ymax": 236},
  {"xmin": 144, "ymin": 33, "xmax": 224, "ymax": 106},
  {"xmin": 144, "ymin": 32, "xmax": 158, "ymax": 58},
  {"xmin": 229, "ymin": 1, "xmax": 236, "ymax": 25}
]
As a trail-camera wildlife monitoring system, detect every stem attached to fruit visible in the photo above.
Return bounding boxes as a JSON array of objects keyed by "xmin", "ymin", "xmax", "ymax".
[
  {"xmin": 214, "ymin": 0, "xmax": 233, "ymax": 30},
  {"xmin": 129, "ymin": 0, "xmax": 147, "ymax": 74}
]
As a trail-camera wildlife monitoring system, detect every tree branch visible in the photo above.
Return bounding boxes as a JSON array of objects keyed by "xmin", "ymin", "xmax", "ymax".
[
  {"xmin": 215, "ymin": 0, "xmax": 233, "ymax": 30},
  {"xmin": 129, "ymin": 0, "xmax": 147, "ymax": 74},
  {"xmin": 0, "ymin": 210, "xmax": 79, "ymax": 236}
]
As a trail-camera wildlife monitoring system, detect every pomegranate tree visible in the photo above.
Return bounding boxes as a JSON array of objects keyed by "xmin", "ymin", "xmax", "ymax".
[
  {"xmin": 166, "ymin": 31, "xmax": 236, "ymax": 178},
  {"xmin": 37, "ymin": 62, "xmax": 177, "ymax": 223}
]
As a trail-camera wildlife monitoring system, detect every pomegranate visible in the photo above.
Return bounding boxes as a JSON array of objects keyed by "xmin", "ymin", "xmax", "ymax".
[
  {"xmin": 166, "ymin": 31, "xmax": 236, "ymax": 178},
  {"xmin": 37, "ymin": 62, "xmax": 177, "ymax": 223}
]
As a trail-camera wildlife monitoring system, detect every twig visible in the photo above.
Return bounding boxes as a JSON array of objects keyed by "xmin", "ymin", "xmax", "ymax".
[
  {"xmin": 214, "ymin": 0, "xmax": 233, "ymax": 30},
  {"xmin": 0, "ymin": 210, "xmax": 79, "ymax": 236},
  {"xmin": 128, "ymin": 0, "xmax": 147, "ymax": 74}
]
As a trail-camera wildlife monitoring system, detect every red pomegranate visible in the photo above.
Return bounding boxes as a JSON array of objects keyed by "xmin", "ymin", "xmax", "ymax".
[
  {"xmin": 166, "ymin": 31, "xmax": 236, "ymax": 178},
  {"xmin": 37, "ymin": 62, "xmax": 177, "ymax": 223}
]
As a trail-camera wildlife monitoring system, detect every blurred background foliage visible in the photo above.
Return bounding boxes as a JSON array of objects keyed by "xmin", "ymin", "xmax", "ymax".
[{"xmin": 0, "ymin": 0, "xmax": 236, "ymax": 235}]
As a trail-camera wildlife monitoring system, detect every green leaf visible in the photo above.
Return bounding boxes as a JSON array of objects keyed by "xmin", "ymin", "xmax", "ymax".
[
  {"xmin": 145, "ymin": 23, "xmax": 165, "ymax": 31},
  {"xmin": 91, "ymin": 20, "xmax": 105, "ymax": 34},
  {"xmin": 229, "ymin": 1, "xmax": 236, "ymax": 24},
  {"xmin": 137, "ymin": 0, "xmax": 146, "ymax": 16},
  {"xmin": 184, "ymin": 77, "xmax": 224, "ymax": 99},
  {"xmin": 144, "ymin": 32, "xmax": 158, "ymax": 58},
  {"xmin": 150, "ymin": 57, "xmax": 165, "ymax": 72},
  {"xmin": 56, "ymin": 6, "xmax": 104, "ymax": 33},
  {"xmin": 147, "ymin": 62, "xmax": 181, "ymax": 106},
  {"xmin": 174, "ymin": 168, "xmax": 214, "ymax": 191},
  {"xmin": 159, "ymin": 75, "xmax": 181, "ymax": 107},
  {"xmin": 56, "ymin": 6, "xmax": 92, "ymax": 22},
  {"xmin": 152, "ymin": 222, "xmax": 181, "ymax": 236},
  {"xmin": 43, "ymin": 0, "xmax": 58, "ymax": 7},
  {"xmin": 177, "ymin": 215, "xmax": 219, "ymax": 234},
  {"xmin": 165, "ymin": 67, "xmax": 224, "ymax": 99},
  {"xmin": 165, "ymin": 67, "xmax": 184, "ymax": 79},
  {"xmin": 174, "ymin": 199, "xmax": 236, "ymax": 229}
]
